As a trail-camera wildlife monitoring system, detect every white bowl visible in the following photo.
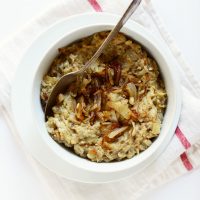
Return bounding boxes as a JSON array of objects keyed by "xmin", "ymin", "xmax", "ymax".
[{"xmin": 11, "ymin": 13, "xmax": 181, "ymax": 183}]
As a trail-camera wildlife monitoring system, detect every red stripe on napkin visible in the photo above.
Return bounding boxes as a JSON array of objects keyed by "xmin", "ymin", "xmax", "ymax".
[
  {"xmin": 180, "ymin": 152, "xmax": 193, "ymax": 171},
  {"xmin": 175, "ymin": 127, "xmax": 193, "ymax": 171},
  {"xmin": 175, "ymin": 126, "xmax": 191, "ymax": 149},
  {"xmin": 88, "ymin": 0, "xmax": 103, "ymax": 12}
]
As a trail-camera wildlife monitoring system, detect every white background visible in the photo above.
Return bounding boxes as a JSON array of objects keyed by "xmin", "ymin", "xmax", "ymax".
[{"xmin": 0, "ymin": 0, "xmax": 200, "ymax": 199}]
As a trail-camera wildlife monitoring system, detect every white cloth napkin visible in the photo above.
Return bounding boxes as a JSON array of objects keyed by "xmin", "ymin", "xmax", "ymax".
[{"xmin": 0, "ymin": 0, "xmax": 200, "ymax": 199}]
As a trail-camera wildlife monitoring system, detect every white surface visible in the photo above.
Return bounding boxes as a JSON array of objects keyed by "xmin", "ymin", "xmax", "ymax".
[
  {"xmin": 153, "ymin": 0, "xmax": 200, "ymax": 81},
  {"xmin": 0, "ymin": 0, "xmax": 200, "ymax": 199},
  {"xmin": 0, "ymin": 113, "xmax": 49, "ymax": 200}
]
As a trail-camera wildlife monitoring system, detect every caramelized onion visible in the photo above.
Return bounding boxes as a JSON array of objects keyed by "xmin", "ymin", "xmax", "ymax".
[
  {"xmin": 94, "ymin": 90, "xmax": 102, "ymax": 111},
  {"xmin": 108, "ymin": 126, "xmax": 128, "ymax": 139},
  {"xmin": 111, "ymin": 62, "xmax": 121, "ymax": 86},
  {"xmin": 126, "ymin": 82, "xmax": 137, "ymax": 99},
  {"xmin": 75, "ymin": 103, "xmax": 84, "ymax": 121}
]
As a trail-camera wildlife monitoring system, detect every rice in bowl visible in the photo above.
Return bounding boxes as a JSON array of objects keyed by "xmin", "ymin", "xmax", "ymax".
[{"xmin": 40, "ymin": 31, "xmax": 167, "ymax": 162}]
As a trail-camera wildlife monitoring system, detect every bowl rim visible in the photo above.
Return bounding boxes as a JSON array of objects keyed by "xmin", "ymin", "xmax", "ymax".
[
  {"xmin": 31, "ymin": 18, "xmax": 181, "ymax": 172},
  {"xmin": 11, "ymin": 12, "xmax": 182, "ymax": 182}
]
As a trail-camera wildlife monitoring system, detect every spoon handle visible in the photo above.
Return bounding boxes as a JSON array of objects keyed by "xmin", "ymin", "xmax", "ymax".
[{"xmin": 79, "ymin": 0, "xmax": 142, "ymax": 73}]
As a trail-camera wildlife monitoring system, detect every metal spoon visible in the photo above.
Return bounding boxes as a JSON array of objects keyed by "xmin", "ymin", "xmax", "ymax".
[{"xmin": 45, "ymin": 0, "xmax": 142, "ymax": 119}]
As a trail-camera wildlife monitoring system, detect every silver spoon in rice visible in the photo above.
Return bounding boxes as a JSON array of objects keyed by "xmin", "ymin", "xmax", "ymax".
[{"xmin": 45, "ymin": 0, "xmax": 142, "ymax": 120}]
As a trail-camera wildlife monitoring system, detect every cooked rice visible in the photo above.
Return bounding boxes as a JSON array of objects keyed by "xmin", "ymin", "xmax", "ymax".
[{"xmin": 40, "ymin": 31, "xmax": 167, "ymax": 162}]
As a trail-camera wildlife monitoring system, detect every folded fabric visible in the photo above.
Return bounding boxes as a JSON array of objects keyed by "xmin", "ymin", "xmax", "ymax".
[{"xmin": 0, "ymin": 0, "xmax": 200, "ymax": 199}]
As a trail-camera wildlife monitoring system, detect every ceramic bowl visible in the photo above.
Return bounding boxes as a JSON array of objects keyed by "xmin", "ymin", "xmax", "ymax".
[{"xmin": 11, "ymin": 13, "xmax": 181, "ymax": 183}]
